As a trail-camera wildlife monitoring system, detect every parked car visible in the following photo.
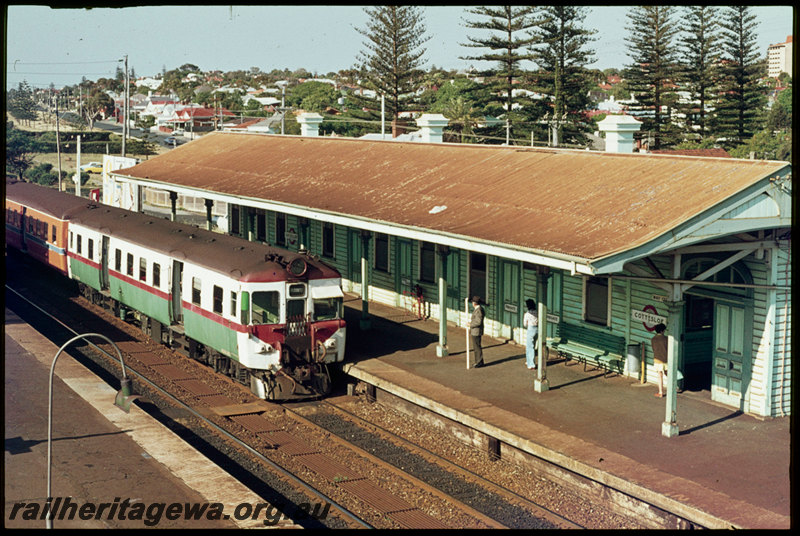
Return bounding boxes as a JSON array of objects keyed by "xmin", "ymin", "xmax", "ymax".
[
  {"xmin": 164, "ymin": 136, "xmax": 181, "ymax": 146},
  {"xmin": 80, "ymin": 162, "xmax": 103, "ymax": 173}
]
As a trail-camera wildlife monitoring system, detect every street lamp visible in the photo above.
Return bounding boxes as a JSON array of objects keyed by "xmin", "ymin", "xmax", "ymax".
[
  {"xmin": 275, "ymin": 81, "xmax": 288, "ymax": 135},
  {"xmin": 46, "ymin": 333, "xmax": 138, "ymax": 528}
]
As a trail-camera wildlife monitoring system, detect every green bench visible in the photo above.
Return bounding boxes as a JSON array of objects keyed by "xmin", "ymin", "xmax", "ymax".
[{"xmin": 548, "ymin": 322, "xmax": 626, "ymax": 377}]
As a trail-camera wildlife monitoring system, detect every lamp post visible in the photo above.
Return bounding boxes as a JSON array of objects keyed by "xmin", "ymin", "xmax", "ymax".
[
  {"xmin": 46, "ymin": 333, "xmax": 138, "ymax": 528},
  {"xmin": 275, "ymin": 81, "xmax": 288, "ymax": 135}
]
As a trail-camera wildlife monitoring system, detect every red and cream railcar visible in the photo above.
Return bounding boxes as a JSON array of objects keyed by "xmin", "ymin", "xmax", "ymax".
[
  {"xmin": 5, "ymin": 181, "xmax": 90, "ymax": 274},
  {"xmin": 6, "ymin": 181, "xmax": 346, "ymax": 400}
]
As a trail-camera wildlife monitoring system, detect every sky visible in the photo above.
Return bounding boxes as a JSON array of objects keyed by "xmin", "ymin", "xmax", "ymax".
[{"xmin": 5, "ymin": 5, "xmax": 795, "ymax": 90}]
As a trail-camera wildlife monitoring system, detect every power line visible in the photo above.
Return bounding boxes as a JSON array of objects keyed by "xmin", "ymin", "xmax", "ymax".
[{"xmin": 6, "ymin": 60, "xmax": 121, "ymax": 65}]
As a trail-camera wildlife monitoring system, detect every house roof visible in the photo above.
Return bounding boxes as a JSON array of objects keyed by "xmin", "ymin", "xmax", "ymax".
[{"xmin": 113, "ymin": 132, "xmax": 791, "ymax": 272}]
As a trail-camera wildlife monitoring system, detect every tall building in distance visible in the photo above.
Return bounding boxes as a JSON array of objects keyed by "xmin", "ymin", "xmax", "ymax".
[{"xmin": 767, "ymin": 35, "xmax": 793, "ymax": 78}]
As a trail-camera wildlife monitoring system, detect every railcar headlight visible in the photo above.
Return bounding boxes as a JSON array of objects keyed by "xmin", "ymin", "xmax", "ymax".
[
  {"xmin": 257, "ymin": 343, "xmax": 274, "ymax": 354},
  {"xmin": 324, "ymin": 339, "xmax": 337, "ymax": 350}
]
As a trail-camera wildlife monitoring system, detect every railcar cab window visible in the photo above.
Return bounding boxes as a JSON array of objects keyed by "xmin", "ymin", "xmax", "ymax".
[
  {"xmin": 584, "ymin": 276, "xmax": 609, "ymax": 326},
  {"xmin": 314, "ymin": 297, "xmax": 343, "ymax": 321},
  {"xmin": 287, "ymin": 283, "xmax": 306, "ymax": 321},
  {"xmin": 87, "ymin": 239, "xmax": 94, "ymax": 261},
  {"xmin": 251, "ymin": 291, "xmax": 280, "ymax": 324},
  {"xmin": 153, "ymin": 263, "xmax": 161, "ymax": 288},
  {"xmin": 114, "ymin": 249, "xmax": 122, "ymax": 272},
  {"xmin": 230, "ymin": 291, "xmax": 237, "ymax": 317}
]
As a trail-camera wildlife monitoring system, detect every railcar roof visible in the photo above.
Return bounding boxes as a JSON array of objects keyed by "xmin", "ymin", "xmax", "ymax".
[
  {"xmin": 5, "ymin": 180, "xmax": 93, "ymax": 220},
  {"xmin": 114, "ymin": 132, "xmax": 791, "ymax": 262},
  {"xmin": 6, "ymin": 181, "xmax": 338, "ymax": 282}
]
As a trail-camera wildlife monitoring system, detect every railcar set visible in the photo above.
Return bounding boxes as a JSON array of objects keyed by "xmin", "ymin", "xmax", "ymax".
[{"xmin": 5, "ymin": 181, "xmax": 346, "ymax": 400}]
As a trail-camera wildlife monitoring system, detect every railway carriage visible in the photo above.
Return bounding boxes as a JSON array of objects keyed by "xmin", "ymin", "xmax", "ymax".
[
  {"xmin": 5, "ymin": 183, "xmax": 88, "ymax": 274},
  {"xmin": 6, "ymin": 181, "xmax": 346, "ymax": 400}
]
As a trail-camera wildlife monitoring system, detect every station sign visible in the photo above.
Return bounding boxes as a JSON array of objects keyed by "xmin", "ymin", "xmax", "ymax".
[{"xmin": 632, "ymin": 304, "xmax": 667, "ymax": 331}]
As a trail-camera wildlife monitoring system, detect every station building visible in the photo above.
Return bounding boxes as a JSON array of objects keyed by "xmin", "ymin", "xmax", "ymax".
[{"xmin": 103, "ymin": 113, "xmax": 792, "ymax": 436}]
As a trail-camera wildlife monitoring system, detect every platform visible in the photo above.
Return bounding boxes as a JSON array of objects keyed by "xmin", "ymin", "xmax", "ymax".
[
  {"xmin": 343, "ymin": 297, "xmax": 792, "ymax": 529},
  {"xmin": 4, "ymin": 308, "xmax": 292, "ymax": 529}
]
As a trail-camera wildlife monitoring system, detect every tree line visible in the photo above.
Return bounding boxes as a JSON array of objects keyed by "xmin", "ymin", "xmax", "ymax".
[{"xmin": 353, "ymin": 5, "xmax": 791, "ymax": 157}]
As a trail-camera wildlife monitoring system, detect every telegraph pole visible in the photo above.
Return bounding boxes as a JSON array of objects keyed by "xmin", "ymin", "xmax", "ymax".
[{"xmin": 122, "ymin": 55, "xmax": 128, "ymax": 157}]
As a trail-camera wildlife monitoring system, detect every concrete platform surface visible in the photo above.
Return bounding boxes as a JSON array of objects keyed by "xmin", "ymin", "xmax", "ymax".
[
  {"xmin": 4, "ymin": 308, "xmax": 292, "ymax": 529},
  {"xmin": 343, "ymin": 297, "xmax": 792, "ymax": 529}
]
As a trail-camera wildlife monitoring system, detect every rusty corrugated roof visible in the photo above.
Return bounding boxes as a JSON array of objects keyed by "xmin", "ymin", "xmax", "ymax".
[{"xmin": 116, "ymin": 132, "xmax": 789, "ymax": 262}]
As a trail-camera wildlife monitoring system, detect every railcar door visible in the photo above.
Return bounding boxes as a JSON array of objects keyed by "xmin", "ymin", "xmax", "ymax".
[
  {"xmin": 100, "ymin": 236, "xmax": 110, "ymax": 290},
  {"xmin": 171, "ymin": 260, "xmax": 183, "ymax": 322}
]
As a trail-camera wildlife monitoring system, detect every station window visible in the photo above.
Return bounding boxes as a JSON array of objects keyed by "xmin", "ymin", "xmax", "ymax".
[
  {"xmin": 584, "ymin": 276, "xmax": 609, "ymax": 326},
  {"xmin": 322, "ymin": 222, "xmax": 335, "ymax": 258},
  {"xmin": 375, "ymin": 233, "xmax": 389, "ymax": 272},
  {"xmin": 153, "ymin": 263, "xmax": 161, "ymax": 288},
  {"xmin": 230, "ymin": 205, "xmax": 241, "ymax": 235},
  {"xmin": 139, "ymin": 258, "xmax": 147, "ymax": 282},
  {"xmin": 256, "ymin": 211, "xmax": 267, "ymax": 242},
  {"xmin": 419, "ymin": 241, "xmax": 436, "ymax": 283},
  {"xmin": 127, "ymin": 253, "xmax": 134, "ymax": 276},
  {"xmin": 192, "ymin": 277, "xmax": 202, "ymax": 305},
  {"xmin": 213, "ymin": 285, "xmax": 223, "ymax": 314},
  {"xmin": 88, "ymin": 239, "xmax": 94, "ymax": 261},
  {"xmin": 275, "ymin": 213, "xmax": 286, "ymax": 246},
  {"xmin": 115, "ymin": 249, "xmax": 122, "ymax": 272},
  {"xmin": 251, "ymin": 291, "xmax": 280, "ymax": 324}
]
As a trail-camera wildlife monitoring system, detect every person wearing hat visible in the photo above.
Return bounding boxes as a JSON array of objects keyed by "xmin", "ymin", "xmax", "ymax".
[{"xmin": 469, "ymin": 296, "xmax": 485, "ymax": 368}]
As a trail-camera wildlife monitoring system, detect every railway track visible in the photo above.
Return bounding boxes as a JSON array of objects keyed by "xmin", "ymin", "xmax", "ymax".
[{"xmin": 7, "ymin": 252, "xmax": 580, "ymax": 529}]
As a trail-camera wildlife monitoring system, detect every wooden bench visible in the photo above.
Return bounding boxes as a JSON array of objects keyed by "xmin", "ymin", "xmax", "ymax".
[{"xmin": 548, "ymin": 322, "xmax": 626, "ymax": 377}]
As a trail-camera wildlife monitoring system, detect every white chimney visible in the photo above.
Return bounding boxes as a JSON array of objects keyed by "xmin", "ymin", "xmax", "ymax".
[
  {"xmin": 597, "ymin": 114, "xmax": 642, "ymax": 153},
  {"xmin": 297, "ymin": 112, "xmax": 323, "ymax": 137},
  {"xmin": 415, "ymin": 113, "xmax": 449, "ymax": 143}
]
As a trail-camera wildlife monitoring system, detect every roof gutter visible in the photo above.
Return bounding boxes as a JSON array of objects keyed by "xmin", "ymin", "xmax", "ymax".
[{"xmin": 111, "ymin": 172, "xmax": 596, "ymax": 276}]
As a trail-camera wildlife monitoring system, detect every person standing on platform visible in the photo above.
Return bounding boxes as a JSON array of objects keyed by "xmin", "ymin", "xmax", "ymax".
[
  {"xmin": 651, "ymin": 323, "xmax": 668, "ymax": 397},
  {"xmin": 523, "ymin": 299, "xmax": 538, "ymax": 370},
  {"xmin": 469, "ymin": 296, "xmax": 485, "ymax": 368}
]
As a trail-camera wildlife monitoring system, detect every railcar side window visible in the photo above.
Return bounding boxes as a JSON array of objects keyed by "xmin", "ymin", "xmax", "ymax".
[
  {"xmin": 230, "ymin": 291, "xmax": 237, "ymax": 317},
  {"xmin": 251, "ymin": 291, "xmax": 280, "ymax": 324},
  {"xmin": 88, "ymin": 239, "xmax": 94, "ymax": 261},
  {"xmin": 213, "ymin": 285, "xmax": 223, "ymax": 314},
  {"xmin": 69, "ymin": 232, "xmax": 73, "ymax": 249},
  {"xmin": 76, "ymin": 235, "xmax": 82, "ymax": 255},
  {"xmin": 153, "ymin": 263, "xmax": 161, "ymax": 288},
  {"xmin": 51, "ymin": 225, "xmax": 57, "ymax": 244},
  {"xmin": 139, "ymin": 258, "xmax": 147, "ymax": 282},
  {"xmin": 127, "ymin": 253, "xmax": 134, "ymax": 276},
  {"xmin": 115, "ymin": 249, "xmax": 122, "ymax": 272},
  {"xmin": 192, "ymin": 277, "xmax": 202, "ymax": 305}
]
